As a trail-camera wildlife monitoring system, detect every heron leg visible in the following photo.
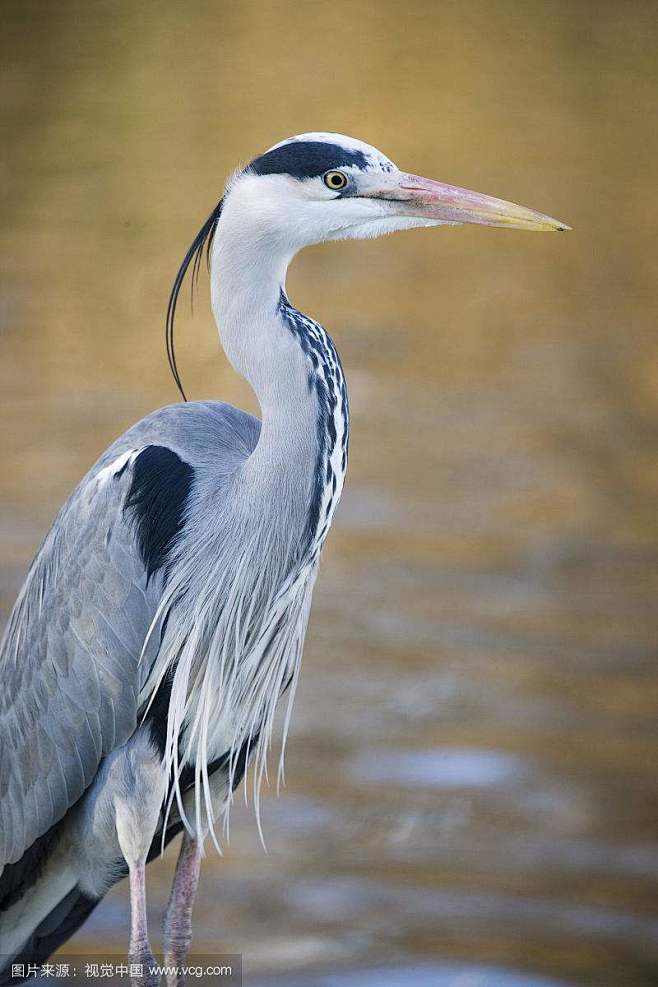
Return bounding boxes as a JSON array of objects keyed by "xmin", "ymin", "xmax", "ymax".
[
  {"xmin": 162, "ymin": 832, "xmax": 203, "ymax": 987},
  {"xmin": 113, "ymin": 735, "xmax": 167, "ymax": 987},
  {"xmin": 126, "ymin": 860, "xmax": 160, "ymax": 987}
]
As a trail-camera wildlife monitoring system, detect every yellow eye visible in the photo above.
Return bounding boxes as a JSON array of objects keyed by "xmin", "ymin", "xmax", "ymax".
[{"xmin": 323, "ymin": 170, "xmax": 348, "ymax": 191}]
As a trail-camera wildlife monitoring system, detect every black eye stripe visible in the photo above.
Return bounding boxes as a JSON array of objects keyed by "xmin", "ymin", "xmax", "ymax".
[{"xmin": 248, "ymin": 141, "xmax": 368, "ymax": 180}]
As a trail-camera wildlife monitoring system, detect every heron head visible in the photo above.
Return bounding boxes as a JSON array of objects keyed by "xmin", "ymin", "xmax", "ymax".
[
  {"xmin": 166, "ymin": 132, "xmax": 569, "ymax": 397},
  {"xmin": 226, "ymin": 131, "xmax": 569, "ymax": 249}
]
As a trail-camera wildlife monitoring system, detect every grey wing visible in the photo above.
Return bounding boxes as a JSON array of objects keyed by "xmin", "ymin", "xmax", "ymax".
[
  {"xmin": 0, "ymin": 399, "xmax": 261, "ymax": 871},
  {"xmin": 0, "ymin": 451, "xmax": 163, "ymax": 868}
]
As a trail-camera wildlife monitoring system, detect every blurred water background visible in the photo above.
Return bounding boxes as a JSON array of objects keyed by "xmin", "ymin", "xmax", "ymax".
[{"xmin": 1, "ymin": 1, "xmax": 657, "ymax": 985}]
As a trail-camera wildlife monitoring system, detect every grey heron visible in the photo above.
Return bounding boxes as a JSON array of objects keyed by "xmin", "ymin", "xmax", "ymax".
[{"xmin": 0, "ymin": 132, "xmax": 568, "ymax": 984}]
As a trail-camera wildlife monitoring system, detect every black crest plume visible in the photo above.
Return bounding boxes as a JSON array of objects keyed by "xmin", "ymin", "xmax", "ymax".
[{"xmin": 165, "ymin": 199, "xmax": 224, "ymax": 401}]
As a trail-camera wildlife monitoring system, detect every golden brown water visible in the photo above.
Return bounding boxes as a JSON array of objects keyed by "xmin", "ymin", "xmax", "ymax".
[{"xmin": 1, "ymin": 2, "xmax": 657, "ymax": 985}]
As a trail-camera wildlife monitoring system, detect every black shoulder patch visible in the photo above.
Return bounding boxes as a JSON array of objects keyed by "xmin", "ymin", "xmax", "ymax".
[
  {"xmin": 248, "ymin": 141, "xmax": 368, "ymax": 180},
  {"xmin": 125, "ymin": 445, "xmax": 194, "ymax": 581}
]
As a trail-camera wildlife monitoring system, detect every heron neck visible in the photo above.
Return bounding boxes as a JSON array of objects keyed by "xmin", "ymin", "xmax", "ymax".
[{"xmin": 210, "ymin": 219, "xmax": 320, "ymax": 475}]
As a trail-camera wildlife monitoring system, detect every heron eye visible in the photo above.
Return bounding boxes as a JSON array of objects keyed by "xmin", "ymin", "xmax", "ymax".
[{"xmin": 323, "ymin": 170, "xmax": 348, "ymax": 191}]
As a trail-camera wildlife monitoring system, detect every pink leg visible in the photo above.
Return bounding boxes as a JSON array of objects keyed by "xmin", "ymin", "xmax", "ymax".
[
  {"xmin": 162, "ymin": 832, "xmax": 203, "ymax": 986},
  {"xmin": 128, "ymin": 861, "xmax": 159, "ymax": 987}
]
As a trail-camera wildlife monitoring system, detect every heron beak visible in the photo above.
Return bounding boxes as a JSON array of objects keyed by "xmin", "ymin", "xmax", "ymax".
[{"xmin": 378, "ymin": 172, "xmax": 570, "ymax": 232}]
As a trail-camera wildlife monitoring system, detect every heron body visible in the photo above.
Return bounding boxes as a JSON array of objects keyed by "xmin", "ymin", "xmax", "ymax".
[{"xmin": 0, "ymin": 132, "xmax": 567, "ymax": 981}]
